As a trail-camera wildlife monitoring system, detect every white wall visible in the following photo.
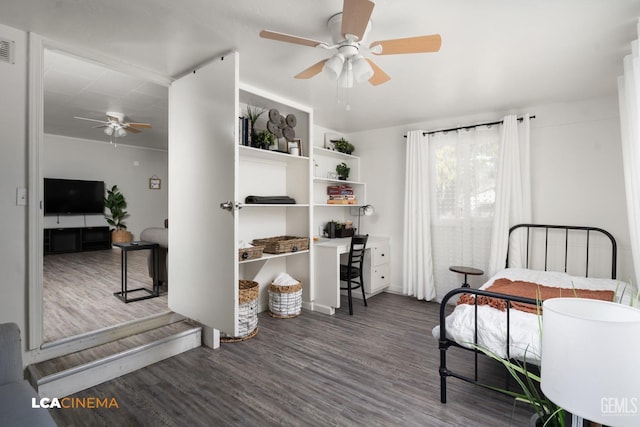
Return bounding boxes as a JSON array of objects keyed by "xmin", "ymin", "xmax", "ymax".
[
  {"xmin": 0, "ymin": 24, "xmax": 28, "ymax": 337},
  {"xmin": 43, "ymin": 134, "xmax": 168, "ymax": 238},
  {"xmin": 350, "ymin": 95, "xmax": 631, "ymax": 297}
]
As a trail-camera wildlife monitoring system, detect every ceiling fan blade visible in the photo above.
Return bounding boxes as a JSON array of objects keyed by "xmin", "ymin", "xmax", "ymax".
[
  {"xmin": 370, "ymin": 34, "xmax": 442, "ymax": 55},
  {"xmin": 74, "ymin": 116, "xmax": 108, "ymax": 124},
  {"xmin": 126, "ymin": 127, "xmax": 142, "ymax": 134},
  {"xmin": 126, "ymin": 122, "xmax": 152, "ymax": 129},
  {"xmin": 341, "ymin": 0, "xmax": 374, "ymax": 40},
  {"xmin": 366, "ymin": 59, "xmax": 391, "ymax": 86},
  {"xmin": 92, "ymin": 125, "xmax": 109, "ymax": 129},
  {"xmin": 294, "ymin": 59, "xmax": 328, "ymax": 79},
  {"xmin": 260, "ymin": 30, "xmax": 327, "ymax": 48}
]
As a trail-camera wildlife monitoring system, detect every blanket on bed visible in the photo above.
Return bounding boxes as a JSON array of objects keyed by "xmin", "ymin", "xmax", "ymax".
[{"xmin": 457, "ymin": 278, "xmax": 615, "ymax": 314}]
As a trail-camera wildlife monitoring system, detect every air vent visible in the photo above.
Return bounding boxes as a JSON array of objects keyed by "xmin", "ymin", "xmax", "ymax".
[{"xmin": 0, "ymin": 39, "xmax": 15, "ymax": 64}]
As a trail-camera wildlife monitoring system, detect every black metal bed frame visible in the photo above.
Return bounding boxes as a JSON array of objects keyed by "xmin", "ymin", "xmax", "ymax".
[{"xmin": 438, "ymin": 223, "xmax": 618, "ymax": 404}]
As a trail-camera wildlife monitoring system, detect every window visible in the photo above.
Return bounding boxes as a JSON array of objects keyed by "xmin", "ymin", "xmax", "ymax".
[{"xmin": 429, "ymin": 126, "xmax": 500, "ymax": 298}]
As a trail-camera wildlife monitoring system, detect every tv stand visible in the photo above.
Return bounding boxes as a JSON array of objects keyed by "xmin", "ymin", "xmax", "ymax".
[{"xmin": 44, "ymin": 226, "xmax": 111, "ymax": 255}]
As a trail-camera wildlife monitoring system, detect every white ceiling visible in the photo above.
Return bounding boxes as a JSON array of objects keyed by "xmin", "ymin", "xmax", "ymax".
[{"xmin": 2, "ymin": 0, "xmax": 639, "ymax": 150}]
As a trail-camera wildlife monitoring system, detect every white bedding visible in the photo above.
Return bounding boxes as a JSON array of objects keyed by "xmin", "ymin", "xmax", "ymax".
[{"xmin": 431, "ymin": 268, "xmax": 630, "ymax": 363}]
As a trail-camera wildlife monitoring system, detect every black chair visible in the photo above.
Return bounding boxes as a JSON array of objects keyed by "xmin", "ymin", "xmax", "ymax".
[{"xmin": 340, "ymin": 234, "xmax": 369, "ymax": 315}]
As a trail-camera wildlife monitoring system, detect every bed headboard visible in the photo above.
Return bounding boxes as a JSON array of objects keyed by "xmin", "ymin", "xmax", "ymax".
[{"xmin": 506, "ymin": 224, "xmax": 617, "ymax": 279}]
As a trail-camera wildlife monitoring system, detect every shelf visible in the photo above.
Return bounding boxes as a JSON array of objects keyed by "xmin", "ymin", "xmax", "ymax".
[
  {"xmin": 238, "ymin": 249, "xmax": 310, "ymax": 264},
  {"xmin": 313, "ymin": 146, "xmax": 358, "ymax": 160},
  {"xmin": 313, "ymin": 177, "xmax": 364, "ymax": 185},
  {"xmin": 239, "ymin": 145, "xmax": 309, "ymax": 162},
  {"xmin": 242, "ymin": 203, "xmax": 310, "ymax": 208},
  {"xmin": 314, "ymin": 203, "xmax": 364, "ymax": 207}
]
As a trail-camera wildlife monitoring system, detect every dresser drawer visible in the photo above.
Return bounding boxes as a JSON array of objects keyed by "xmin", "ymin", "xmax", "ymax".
[
  {"xmin": 372, "ymin": 243, "xmax": 390, "ymax": 266},
  {"xmin": 370, "ymin": 263, "xmax": 391, "ymax": 293}
]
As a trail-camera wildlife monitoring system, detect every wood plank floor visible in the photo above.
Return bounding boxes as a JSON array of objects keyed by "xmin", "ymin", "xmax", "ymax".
[
  {"xmin": 49, "ymin": 293, "xmax": 532, "ymax": 426},
  {"xmin": 43, "ymin": 249, "xmax": 169, "ymax": 343}
]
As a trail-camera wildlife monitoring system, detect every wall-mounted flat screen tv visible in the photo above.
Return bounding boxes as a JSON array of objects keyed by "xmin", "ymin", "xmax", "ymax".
[{"xmin": 44, "ymin": 178, "xmax": 105, "ymax": 215}]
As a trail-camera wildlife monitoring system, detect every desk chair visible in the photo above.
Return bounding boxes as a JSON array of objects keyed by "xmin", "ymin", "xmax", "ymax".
[{"xmin": 340, "ymin": 234, "xmax": 369, "ymax": 315}]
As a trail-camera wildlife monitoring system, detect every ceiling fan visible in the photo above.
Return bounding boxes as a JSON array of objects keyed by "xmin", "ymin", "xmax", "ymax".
[
  {"xmin": 74, "ymin": 112, "xmax": 152, "ymax": 138},
  {"xmin": 259, "ymin": 0, "xmax": 441, "ymax": 87}
]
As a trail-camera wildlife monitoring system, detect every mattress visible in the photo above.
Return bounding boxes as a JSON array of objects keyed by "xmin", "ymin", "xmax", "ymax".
[{"xmin": 432, "ymin": 268, "xmax": 631, "ymax": 363}]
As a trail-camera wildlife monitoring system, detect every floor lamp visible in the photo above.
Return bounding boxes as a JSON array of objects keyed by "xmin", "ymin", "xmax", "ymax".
[
  {"xmin": 356, "ymin": 204, "xmax": 374, "ymax": 234},
  {"xmin": 541, "ymin": 298, "xmax": 640, "ymax": 427}
]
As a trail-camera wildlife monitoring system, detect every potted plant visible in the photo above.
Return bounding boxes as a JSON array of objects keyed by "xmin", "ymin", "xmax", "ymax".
[
  {"xmin": 254, "ymin": 129, "xmax": 276, "ymax": 150},
  {"xmin": 336, "ymin": 162, "xmax": 350, "ymax": 180},
  {"xmin": 245, "ymin": 105, "xmax": 265, "ymax": 147},
  {"xmin": 324, "ymin": 220, "xmax": 342, "ymax": 238},
  {"xmin": 333, "ymin": 138, "xmax": 355, "ymax": 155},
  {"xmin": 104, "ymin": 185, "xmax": 132, "ymax": 243},
  {"xmin": 475, "ymin": 346, "xmax": 566, "ymax": 427}
]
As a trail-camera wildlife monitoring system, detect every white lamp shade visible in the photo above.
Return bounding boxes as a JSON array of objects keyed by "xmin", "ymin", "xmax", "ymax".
[
  {"xmin": 323, "ymin": 54, "xmax": 345, "ymax": 81},
  {"xmin": 115, "ymin": 127, "xmax": 127, "ymax": 138},
  {"xmin": 541, "ymin": 298, "xmax": 640, "ymax": 426},
  {"xmin": 362, "ymin": 204, "xmax": 375, "ymax": 216},
  {"xmin": 103, "ymin": 126, "xmax": 114, "ymax": 136},
  {"xmin": 352, "ymin": 55, "xmax": 373, "ymax": 83}
]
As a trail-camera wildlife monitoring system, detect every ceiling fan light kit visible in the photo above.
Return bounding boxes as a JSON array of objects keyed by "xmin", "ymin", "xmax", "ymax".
[
  {"xmin": 260, "ymin": 0, "xmax": 441, "ymax": 92},
  {"xmin": 74, "ymin": 111, "xmax": 152, "ymax": 142}
]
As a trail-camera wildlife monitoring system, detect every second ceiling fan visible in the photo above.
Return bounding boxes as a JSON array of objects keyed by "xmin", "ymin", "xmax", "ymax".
[{"xmin": 259, "ymin": 0, "xmax": 441, "ymax": 87}]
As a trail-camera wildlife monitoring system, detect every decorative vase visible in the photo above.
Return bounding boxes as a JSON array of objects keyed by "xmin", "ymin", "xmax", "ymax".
[{"xmin": 111, "ymin": 229, "xmax": 132, "ymax": 243}]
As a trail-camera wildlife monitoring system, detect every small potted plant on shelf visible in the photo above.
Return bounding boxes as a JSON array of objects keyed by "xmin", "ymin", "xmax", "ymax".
[
  {"xmin": 245, "ymin": 105, "xmax": 265, "ymax": 147},
  {"xmin": 333, "ymin": 138, "xmax": 355, "ymax": 154},
  {"xmin": 336, "ymin": 162, "xmax": 350, "ymax": 180},
  {"xmin": 104, "ymin": 185, "xmax": 132, "ymax": 243},
  {"xmin": 254, "ymin": 129, "xmax": 276, "ymax": 150}
]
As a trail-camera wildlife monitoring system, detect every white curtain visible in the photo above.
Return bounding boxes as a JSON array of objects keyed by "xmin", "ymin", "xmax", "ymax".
[
  {"xmin": 618, "ymin": 20, "xmax": 640, "ymax": 287},
  {"xmin": 430, "ymin": 126, "xmax": 499, "ymax": 299},
  {"xmin": 403, "ymin": 130, "xmax": 436, "ymax": 300},
  {"xmin": 487, "ymin": 114, "xmax": 532, "ymax": 277}
]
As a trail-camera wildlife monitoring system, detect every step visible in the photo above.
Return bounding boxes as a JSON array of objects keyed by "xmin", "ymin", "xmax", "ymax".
[{"xmin": 27, "ymin": 320, "xmax": 201, "ymax": 398}]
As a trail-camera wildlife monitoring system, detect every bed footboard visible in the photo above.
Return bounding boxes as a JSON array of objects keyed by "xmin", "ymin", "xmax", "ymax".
[{"xmin": 438, "ymin": 287, "xmax": 538, "ymax": 404}]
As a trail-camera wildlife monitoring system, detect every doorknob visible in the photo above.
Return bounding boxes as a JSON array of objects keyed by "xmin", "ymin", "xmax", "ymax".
[{"xmin": 220, "ymin": 201, "xmax": 243, "ymax": 211}]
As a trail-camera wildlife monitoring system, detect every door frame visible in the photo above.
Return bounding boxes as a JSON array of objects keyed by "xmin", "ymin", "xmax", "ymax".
[{"xmin": 27, "ymin": 33, "xmax": 172, "ymax": 352}]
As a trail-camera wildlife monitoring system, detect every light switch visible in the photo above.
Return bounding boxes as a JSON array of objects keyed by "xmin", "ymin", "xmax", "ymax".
[{"xmin": 16, "ymin": 187, "xmax": 27, "ymax": 206}]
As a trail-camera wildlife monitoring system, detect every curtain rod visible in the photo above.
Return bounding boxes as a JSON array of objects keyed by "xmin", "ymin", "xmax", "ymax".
[{"xmin": 403, "ymin": 115, "xmax": 536, "ymax": 138}]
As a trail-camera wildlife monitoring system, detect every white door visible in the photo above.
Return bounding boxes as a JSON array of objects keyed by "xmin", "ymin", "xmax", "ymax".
[{"xmin": 168, "ymin": 53, "xmax": 239, "ymax": 335}]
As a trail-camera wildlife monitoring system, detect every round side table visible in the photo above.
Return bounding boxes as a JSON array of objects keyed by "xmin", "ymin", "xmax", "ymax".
[{"xmin": 449, "ymin": 265, "xmax": 484, "ymax": 288}]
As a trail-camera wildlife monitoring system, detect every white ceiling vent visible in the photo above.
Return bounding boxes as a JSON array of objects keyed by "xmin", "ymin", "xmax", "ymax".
[{"xmin": 0, "ymin": 39, "xmax": 15, "ymax": 64}]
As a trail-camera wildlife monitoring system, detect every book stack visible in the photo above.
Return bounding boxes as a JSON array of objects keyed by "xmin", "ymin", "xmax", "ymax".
[
  {"xmin": 238, "ymin": 117, "xmax": 250, "ymax": 146},
  {"xmin": 327, "ymin": 185, "xmax": 357, "ymax": 204}
]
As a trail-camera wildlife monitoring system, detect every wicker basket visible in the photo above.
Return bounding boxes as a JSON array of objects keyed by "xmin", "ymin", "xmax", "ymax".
[
  {"xmin": 238, "ymin": 245, "xmax": 264, "ymax": 261},
  {"xmin": 252, "ymin": 236, "xmax": 310, "ymax": 254},
  {"xmin": 221, "ymin": 280, "xmax": 259, "ymax": 342},
  {"xmin": 268, "ymin": 282, "xmax": 303, "ymax": 318}
]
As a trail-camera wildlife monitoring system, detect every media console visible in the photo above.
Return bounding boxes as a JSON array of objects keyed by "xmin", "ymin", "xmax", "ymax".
[{"xmin": 44, "ymin": 226, "xmax": 111, "ymax": 255}]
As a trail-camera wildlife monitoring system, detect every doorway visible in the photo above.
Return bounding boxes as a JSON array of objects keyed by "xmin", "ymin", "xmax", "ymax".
[{"xmin": 29, "ymin": 36, "xmax": 171, "ymax": 348}]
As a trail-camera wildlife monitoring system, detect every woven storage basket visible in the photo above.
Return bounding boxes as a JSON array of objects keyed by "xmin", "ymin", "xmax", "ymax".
[
  {"xmin": 221, "ymin": 280, "xmax": 259, "ymax": 342},
  {"xmin": 252, "ymin": 236, "xmax": 310, "ymax": 254},
  {"xmin": 238, "ymin": 245, "xmax": 264, "ymax": 261},
  {"xmin": 268, "ymin": 282, "xmax": 303, "ymax": 318}
]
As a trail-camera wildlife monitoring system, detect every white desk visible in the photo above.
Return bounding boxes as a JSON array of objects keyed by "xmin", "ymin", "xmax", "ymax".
[{"xmin": 314, "ymin": 236, "xmax": 390, "ymax": 315}]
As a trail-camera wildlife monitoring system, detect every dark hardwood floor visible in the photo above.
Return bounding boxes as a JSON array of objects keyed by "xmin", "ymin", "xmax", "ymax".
[
  {"xmin": 43, "ymin": 248, "xmax": 169, "ymax": 343},
  {"xmin": 49, "ymin": 293, "xmax": 532, "ymax": 426}
]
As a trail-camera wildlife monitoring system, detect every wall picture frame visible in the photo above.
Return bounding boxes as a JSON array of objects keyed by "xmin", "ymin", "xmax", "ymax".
[
  {"xmin": 289, "ymin": 138, "xmax": 303, "ymax": 156},
  {"xmin": 149, "ymin": 176, "xmax": 161, "ymax": 190}
]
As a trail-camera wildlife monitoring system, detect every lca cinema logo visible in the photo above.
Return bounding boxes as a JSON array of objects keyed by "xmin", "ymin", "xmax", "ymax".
[{"xmin": 32, "ymin": 396, "xmax": 119, "ymax": 409}]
